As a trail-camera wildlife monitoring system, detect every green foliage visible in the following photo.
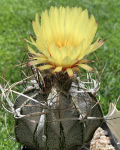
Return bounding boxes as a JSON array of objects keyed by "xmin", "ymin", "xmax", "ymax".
[
  {"xmin": 0, "ymin": 0, "xmax": 120, "ymax": 149},
  {"xmin": 0, "ymin": 108, "xmax": 20, "ymax": 149}
]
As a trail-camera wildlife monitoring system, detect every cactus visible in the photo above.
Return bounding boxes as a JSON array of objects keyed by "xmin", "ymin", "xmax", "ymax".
[{"xmin": 14, "ymin": 73, "xmax": 103, "ymax": 150}]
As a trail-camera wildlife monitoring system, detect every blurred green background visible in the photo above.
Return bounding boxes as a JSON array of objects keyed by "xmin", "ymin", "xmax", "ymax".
[{"xmin": 0, "ymin": 0, "xmax": 120, "ymax": 149}]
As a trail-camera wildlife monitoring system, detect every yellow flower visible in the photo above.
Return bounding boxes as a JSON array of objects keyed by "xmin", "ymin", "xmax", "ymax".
[{"xmin": 26, "ymin": 6, "xmax": 104, "ymax": 77}]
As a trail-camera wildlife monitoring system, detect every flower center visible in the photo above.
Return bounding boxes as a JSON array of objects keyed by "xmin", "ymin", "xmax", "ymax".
[{"xmin": 57, "ymin": 39, "xmax": 71, "ymax": 48}]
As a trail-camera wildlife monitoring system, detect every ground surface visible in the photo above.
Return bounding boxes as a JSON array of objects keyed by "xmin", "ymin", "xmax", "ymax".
[{"xmin": 0, "ymin": 0, "xmax": 120, "ymax": 149}]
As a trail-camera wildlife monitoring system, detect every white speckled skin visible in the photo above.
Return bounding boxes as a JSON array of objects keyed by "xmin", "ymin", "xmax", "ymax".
[{"xmin": 14, "ymin": 84, "xmax": 103, "ymax": 150}]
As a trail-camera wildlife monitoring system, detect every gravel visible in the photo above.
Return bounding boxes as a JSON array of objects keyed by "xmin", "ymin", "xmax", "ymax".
[{"xmin": 90, "ymin": 127, "xmax": 115, "ymax": 150}]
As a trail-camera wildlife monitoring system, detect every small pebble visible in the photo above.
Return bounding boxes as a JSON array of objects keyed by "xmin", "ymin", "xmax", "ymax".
[
  {"xmin": 100, "ymin": 135, "xmax": 107, "ymax": 139},
  {"xmin": 99, "ymin": 139, "xmax": 110, "ymax": 144},
  {"xmin": 90, "ymin": 127, "xmax": 115, "ymax": 150}
]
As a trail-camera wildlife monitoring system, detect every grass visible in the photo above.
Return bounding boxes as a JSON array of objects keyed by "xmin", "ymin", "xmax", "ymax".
[{"xmin": 0, "ymin": 0, "xmax": 120, "ymax": 149}]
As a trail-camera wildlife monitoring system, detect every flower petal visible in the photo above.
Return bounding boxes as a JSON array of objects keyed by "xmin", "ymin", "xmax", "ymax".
[
  {"xmin": 29, "ymin": 59, "xmax": 47, "ymax": 66},
  {"xmin": 83, "ymin": 15, "xmax": 97, "ymax": 48},
  {"xmin": 61, "ymin": 46, "xmax": 68, "ymax": 59},
  {"xmin": 35, "ymin": 13, "xmax": 41, "ymax": 33},
  {"xmin": 53, "ymin": 67, "xmax": 62, "ymax": 73},
  {"xmin": 41, "ymin": 10, "xmax": 53, "ymax": 44},
  {"xmin": 78, "ymin": 59, "xmax": 90, "ymax": 64},
  {"xmin": 49, "ymin": 42, "xmax": 62, "ymax": 65},
  {"xmin": 71, "ymin": 59, "xmax": 79, "ymax": 66},
  {"xmin": 49, "ymin": 42, "xmax": 56, "ymax": 60},
  {"xmin": 32, "ymin": 57, "xmax": 47, "ymax": 61},
  {"xmin": 48, "ymin": 56, "xmax": 55, "ymax": 65},
  {"xmin": 42, "ymin": 48, "xmax": 50, "ymax": 58},
  {"xmin": 24, "ymin": 39, "xmax": 36, "ymax": 46},
  {"xmin": 30, "ymin": 36, "xmax": 36, "ymax": 46},
  {"xmin": 49, "ymin": 6, "xmax": 60, "ymax": 44},
  {"xmin": 32, "ymin": 21, "xmax": 38, "ymax": 37},
  {"xmin": 75, "ymin": 41, "xmax": 84, "ymax": 57},
  {"xmin": 93, "ymin": 40, "xmax": 104, "ymax": 51},
  {"xmin": 37, "ymin": 65, "xmax": 54, "ymax": 70},
  {"xmin": 61, "ymin": 56, "xmax": 71, "ymax": 68},
  {"xmin": 72, "ymin": 67, "xmax": 79, "ymax": 71},
  {"xmin": 68, "ymin": 47, "xmax": 78, "ymax": 60},
  {"xmin": 77, "ymin": 64, "xmax": 93, "ymax": 71},
  {"xmin": 66, "ymin": 68, "xmax": 73, "ymax": 77},
  {"xmin": 83, "ymin": 38, "xmax": 100, "ymax": 56},
  {"xmin": 78, "ymin": 46, "xmax": 90, "ymax": 60},
  {"xmin": 36, "ymin": 37, "xmax": 45, "ymax": 52},
  {"xmin": 34, "ymin": 54, "xmax": 47, "ymax": 58},
  {"xmin": 27, "ymin": 45, "xmax": 37, "ymax": 55},
  {"xmin": 59, "ymin": 6, "xmax": 66, "ymax": 44}
]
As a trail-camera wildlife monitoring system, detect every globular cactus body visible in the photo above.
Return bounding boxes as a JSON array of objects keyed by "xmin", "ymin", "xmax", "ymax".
[{"xmin": 14, "ymin": 78, "xmax": 103, "ymax": 150}]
